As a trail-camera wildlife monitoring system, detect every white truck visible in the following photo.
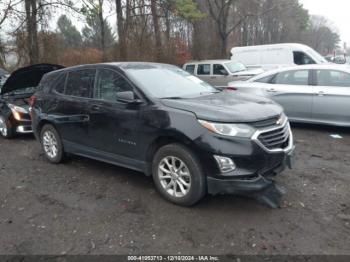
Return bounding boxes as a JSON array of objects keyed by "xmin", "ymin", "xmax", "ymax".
[{"xmin": 230, "ymin": 43, "xmax": 328, "ymax": 71}]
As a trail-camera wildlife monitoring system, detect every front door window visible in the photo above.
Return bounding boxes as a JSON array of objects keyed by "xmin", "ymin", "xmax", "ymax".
[{"xmin": 95, "ymin": 69, "xmax": 134, "ymax": 102}]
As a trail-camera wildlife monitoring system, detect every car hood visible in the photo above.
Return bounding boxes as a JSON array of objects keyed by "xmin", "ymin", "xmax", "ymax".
[
  {"xmin": 232, "ymin": 68, "xmax": 264, "ymax": 76},
  {"xmin": 161, "ymin": 91, "xmax": 283, "ymax": 123},
  {"xmin": 1, "ymin": 64, "xmax": 64, "ymax": 95}
]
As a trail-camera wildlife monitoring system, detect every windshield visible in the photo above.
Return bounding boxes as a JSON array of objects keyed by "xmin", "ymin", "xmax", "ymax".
[
  {"xmin": 224, "ymin": 62, "xmax": 247, "ymax": 73},
  {"xmin": 307, "ymin": 49, "xmax": 328, "ymax": 63},
  {"xmin": 126, "ymin": 65, "xmax": 218, "ymax": 98}
]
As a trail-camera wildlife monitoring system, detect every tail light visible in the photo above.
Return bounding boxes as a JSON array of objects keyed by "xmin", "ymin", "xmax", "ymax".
[
  {"xmin": 29, "ymin": 95, "xmax": 37, "ymax": 107},
  {"xmin": 226, "ymin": 87, "xmax": 237, "ymax": 91}
]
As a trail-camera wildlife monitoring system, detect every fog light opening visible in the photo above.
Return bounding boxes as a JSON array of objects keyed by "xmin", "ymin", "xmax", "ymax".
[
  {"xmin": 214, "ymin": 155, "xmax": 236, "ymax": 173},
  {"xmin": 17, "ymin": 126, "xmax": 25, "ymax": 133}
]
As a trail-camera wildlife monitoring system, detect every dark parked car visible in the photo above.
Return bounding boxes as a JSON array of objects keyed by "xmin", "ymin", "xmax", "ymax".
[
  {"xmin": 0, "ymin": 64, "xmax": 63, "ymax": 138},
  {"xmin": 31, "ymin": 63, "xmax": 294, "ymax": 207}
]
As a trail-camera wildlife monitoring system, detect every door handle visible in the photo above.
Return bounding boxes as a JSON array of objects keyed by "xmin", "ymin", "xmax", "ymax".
[
  {"xmin": 210, "ymin": 76, "xmax": 217, "ymax": 79},
  {"xmin": 91, "ymin": 105, "xmax": 100, "ymax": 111},
  {"xmin": 81, "ymin": 115, "xmax": 90, "ymax": 122},
  {"xmin": 267, "ymin": 88, "xmax": 277, "ymax": 93},
  {"xmin": 317, "ymin": 91, "xmax": 326, "ymax": 96}
]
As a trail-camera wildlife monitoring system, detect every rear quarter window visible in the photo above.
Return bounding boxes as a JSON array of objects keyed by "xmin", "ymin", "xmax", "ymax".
[
  {"xmin": 254, "ymin": 74, "xmax": 275, "ymax": 83},
  {"xmin": 37, "ymin": 75, "xmax": 51, "ymax": 92},
  {"xmin": 50, "ymin": 73, "xmax": 67, "ymax": 94},
  {"xmin": 38, "ymin": 73, "xmax": 62, "ymax": 93}
]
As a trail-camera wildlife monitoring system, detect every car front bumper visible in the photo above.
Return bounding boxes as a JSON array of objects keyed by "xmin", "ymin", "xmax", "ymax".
[
  {"xmin": 194, "ymin": 121, "xmax": 295, "ymax": 207},
  {"xmin": 205, "ymin": 146, "xmax": 294, "ymax": 208},
  {"xmin": 207, "ymin": 148, "xmax": 293, "ymax": 191},
  {"xmin": 10, "ymin": 117, "xmax": 33, "ymax": 134}
]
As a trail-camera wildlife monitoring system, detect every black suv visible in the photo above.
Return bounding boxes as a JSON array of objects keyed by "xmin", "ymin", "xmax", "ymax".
[{"xmin": 31, "ymin": 63, "xmax": 294, "ymax": 207}]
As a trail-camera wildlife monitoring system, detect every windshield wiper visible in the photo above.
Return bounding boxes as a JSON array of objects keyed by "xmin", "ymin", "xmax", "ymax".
[
  {"xmin": 199, "ymin": 91, "xmax": 220, "ymax": 95},
  {"xmin": 160, "ymin": 96, "xmax": 185, "ymax": 100},
  {"xmin": 161, "ymin": 91, "xmax": 219, "ymax": 99}
]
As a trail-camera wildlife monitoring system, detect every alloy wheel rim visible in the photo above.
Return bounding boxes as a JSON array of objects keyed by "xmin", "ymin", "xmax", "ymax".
[
  {"xmin": 0, "ymin": 118, "xmax": 7, "ymax": 137},
  {"xmin": 158, "ymin": 156, "xmax": 191, "ymax": 198},
  {"xmin": 42, "ymin": 131, "xmax": 58, "ymax": 159}
]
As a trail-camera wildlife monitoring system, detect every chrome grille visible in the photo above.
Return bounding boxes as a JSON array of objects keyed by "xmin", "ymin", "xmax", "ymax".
[
  {"xmin": 250, "ymin": 114, "xmax": 287, "ymax": 128},
  {"xmin": 250, "ymin": 116, "xmax": 281, "ymax": 128},
  {"xmin": 257, "ymin": 122, "xmax": 290, "ymax": 150}
]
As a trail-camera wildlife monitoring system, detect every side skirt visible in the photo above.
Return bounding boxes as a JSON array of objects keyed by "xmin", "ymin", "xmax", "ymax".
[{"xmin": 63, "ymin": 140, "xmax": 149, "ymax": 174}]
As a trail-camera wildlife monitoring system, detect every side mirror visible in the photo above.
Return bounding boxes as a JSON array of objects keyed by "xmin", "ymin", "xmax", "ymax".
[{"xmin": 116, "ymin": 91, "xmax": 142, "ymax": 104}]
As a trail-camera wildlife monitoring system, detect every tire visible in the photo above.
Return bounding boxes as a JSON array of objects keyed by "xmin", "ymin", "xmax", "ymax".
[
  {"xmin": 40, "ymin": 124, "xmax": 65, "ymax": 164},
  {"xmin": 0, "ymin": 115, "xmax": 14, "ymax": 139},
  {"xmin": 152, "ymin": 143, "xmax": 206, "ymax": 206}
]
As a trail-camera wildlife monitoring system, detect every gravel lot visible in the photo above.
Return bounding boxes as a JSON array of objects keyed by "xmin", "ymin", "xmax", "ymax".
[{"xmin": 0, "ymin": 124, "xmax": 349, "ymax": 255}]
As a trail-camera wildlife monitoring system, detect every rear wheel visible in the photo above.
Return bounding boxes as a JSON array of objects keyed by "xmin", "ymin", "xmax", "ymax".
[
  {"xmin": 0, "ymin": 115, "xmax": 13, "ymax": 138},
  {"xmin": 152, "ymin": 143, "xmax": 206, "ymax": 206},
  {"xmin": 40, "ymin": 124, "xmax": 65, "ymax": 164}
]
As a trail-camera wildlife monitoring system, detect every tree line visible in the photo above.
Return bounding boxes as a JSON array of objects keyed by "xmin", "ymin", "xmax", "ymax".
[{"xmin": 0, "ymin": 0, "xmax": 341, "ymax": 69}]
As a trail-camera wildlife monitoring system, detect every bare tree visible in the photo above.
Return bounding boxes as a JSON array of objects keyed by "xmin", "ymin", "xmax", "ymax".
[
  {"xmin": 206, "ymin": 0, "xmax": 248, "ymax": 57},
  {"xmin": 25, "ymin": 0, "xmax": 39, "ymax": 64},
  {"xmin": 150, "ymin": 0, "xmax": 162, "ymax": 60},
  {"xmin": 304, "ymin": 15, "xmax": 340, "ymax": 54},
  {"xmin": 82, "ymin": 0, "xmax": 108, "ymax": 61},
  {"xmin": 115, "ymin": 0, "xmax": 127, "ymax": 60},
  {"xmin": 0, "ymin": 0, "xmax": 15, "ymax": 27}
]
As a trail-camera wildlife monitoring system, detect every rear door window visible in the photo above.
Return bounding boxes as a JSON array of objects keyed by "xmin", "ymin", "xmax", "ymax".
[
  {"xmin": 95, "ymin": 69, "xmax": 134, "ymax": 102},
  {"xmin": 65, "ymin": 69, "xmax": 95, "ymax": 98},
  {"xmin": 185, "ymin": 65, "xmax": 195, "ymax": 74},
  {"xmin": 197, "ymin": 64, "xmax": 211, "ymax": 75},
  {"xmin": 316, "ymin": 70, "xmax": 350, "ymax": 87},
  {"xmin": 275, "ymin": 70, "xmax": 309, "ymax": 85}
]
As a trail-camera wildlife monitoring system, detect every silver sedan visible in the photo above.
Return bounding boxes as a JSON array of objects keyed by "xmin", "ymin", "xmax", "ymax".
[{"xmin": 228, "ymin": 65, "xmax": 350, "ymax": 127}]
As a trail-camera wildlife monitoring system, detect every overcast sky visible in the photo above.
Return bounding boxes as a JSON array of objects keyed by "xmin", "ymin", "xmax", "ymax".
[
  {"xmin": 1, "ymin": 0, "xmax": 349, "ymax": 49},
  {"xmin": 301, "ymin": 0, "xmax": 350, "ymax": 48}
]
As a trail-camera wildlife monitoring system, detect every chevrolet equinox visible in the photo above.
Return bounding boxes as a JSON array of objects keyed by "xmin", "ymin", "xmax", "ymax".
[{"xmin": 31, "ymin": 63, "xmax": 294, "ymax": 207}]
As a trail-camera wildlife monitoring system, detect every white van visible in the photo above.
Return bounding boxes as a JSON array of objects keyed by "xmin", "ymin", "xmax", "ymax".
[{"xmin": 230, "ymin": 43, "xmax": 328, "ymax": 70}]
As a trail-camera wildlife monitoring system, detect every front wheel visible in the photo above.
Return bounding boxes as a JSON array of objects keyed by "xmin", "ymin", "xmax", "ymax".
[
  {"xmin": 152, "ymin": 143, "xmax": 206, "ymax": 206},
  {"xmin": 0, "ymin": 115, "xmax": 13, "ymax": 138},
  {"xmin": 40, "ymin": 124, "xmax": 65, "ymax": 164}
]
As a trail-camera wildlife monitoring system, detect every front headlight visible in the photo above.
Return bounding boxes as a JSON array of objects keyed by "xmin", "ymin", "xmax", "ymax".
[
  {"xmin": 198, "ymin": 120, "xmax": 255, "ymax": 138},
  {"xmin": 8, "ymin": 104, "xmax": 28, "ymax": 114},
  {"xmin": 8, "ymin": 104, "xmax": 28, "ymax": 121}
]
